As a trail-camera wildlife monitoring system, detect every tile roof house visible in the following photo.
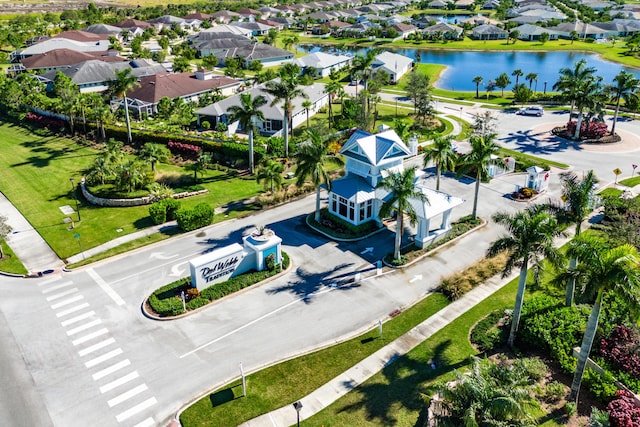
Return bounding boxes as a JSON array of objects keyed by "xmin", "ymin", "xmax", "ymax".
[
  {"xmin": 112, "ymin": 71, "xmax": 241, "ymax": 117},
  {"xmin": 548, "ymin": 21, "xmax": 612, "ymax": 39},
  {"xmin": 114, "ymin": 19, "xmax": 153, "ymax": 30},
  {"xmin": 512, "ymin": 24, "xmax": 562, "ymax": 40},
  {"xmin": 231, "ymin": 21, "xmax": 276, "ymax": 36},
  {"xmin": 11, "ymin": 30, "xmax": 110, "ymax": 61},
  {"xmin": 195, "ymin": 81, "xmax": 328, "ymax": 136},
  {"xmin": 470, "ymin": 24, "xmax": 508, "ymax": 40},
  {"xmin": 19, "ymin": 48, "xmax": 126, "ymax": 72},
  {"xmin": 211, "ymin": 10, "xmax": 242, "ymax": 24},
  {"xmin": 372, "ymin": 51, "xmax": 413, "ymax": 83},
  {"xmin": 422, "ymin": 22, "xmax": 464, "ymax": 39},
  {"xmin": 294, "ymin": 52, "xmax": 352, "ymax": 77},
  {"xmin": 84, "ymin": 24, "xmax": 123, "ymax": 36},
  {"xmin": 183, "ymin": 12, "xmax": 212, "ymax": 21},
  {"xmin": 330, "ymin": 129, "xmax": 463, "ymax": 246},
  {"xmin": 147, "ymin": 15, "xmax": 190, "ymax": 31},
  {"xmin": 390, "ymin": 22, "xmax": 418, "ymax": 39}
]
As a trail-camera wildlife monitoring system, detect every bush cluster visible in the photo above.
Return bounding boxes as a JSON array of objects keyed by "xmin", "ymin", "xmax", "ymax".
[
  {"xmin": 167, "ymin": 140, "xmax": 201, "ymax": 159},
  {"xmin": 148, "ymin": 253, "xmax": 290, "ymax": 317},
  {"xmin": 439, "ymin": 253, "xmax": 507, "ymax": 300},
  {"xmin": 176, "ymin": 203, "xmax": 214, "ymax": 231},
  {"xmin": 149, "ymin": 198, "xmax": 181, "ymax": 225},
  {"xmin": 469, "ymin": 309, "xmax": 509, "ymax": 352},
  {"xmin": 607, "ymin": 390, "xmax": 640, "ymax": 427},
  {"xmin": 600, "ymin": 326, "xmax": 640, "ymax": 378},
  {"xmin": 25, "ymin": 112, "xmax": 67, "ymax": 130},
  {"xmin": 313, "ymin": 208, "xmax": 381, "ymax": 238},
  {"xmin": 566, "ymin": 120, "xmax": 609, "ymax": 139}
]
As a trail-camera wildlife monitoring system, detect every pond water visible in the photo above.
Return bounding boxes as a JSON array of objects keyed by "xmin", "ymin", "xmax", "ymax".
[{"xmin": 299, "ymin": 44, "xmax": 640, "ymax": 91}]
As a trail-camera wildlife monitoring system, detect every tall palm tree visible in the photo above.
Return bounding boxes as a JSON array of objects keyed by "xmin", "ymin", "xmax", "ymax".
[
  {"xmin": 302, "ymin": 100, "xmax": 313, "ymax": 128},
  {"xmin": 256, "ymin": 159, "xmax": 284, "ymax": 193},
  {"xmin": 263, "ymin": 65, "xmax": 306, "ymax": 158},
  {"xmin": 294, "ymin": 129, "xmax": 342, "ymax": 222},
  {"xmin": 553, "ymin": 59, "xmax": 596, "ymax": 118},
  {"xmin": 607, "ymin": 70, "xmax": 639, "ymax": 135},
  {"xmin": 572, "ymin": 75, "xmax": 603, "ymax": 140},
  {"xmin": 472, "ymin": 76, "xmax": 483, "ymax": 98},
  {"xmin": 488, "ymin": 205, "xmax": 565, "ymax": 348},
  {"xmin": 562, "ymin": 235, "xmax": 640, "ymax": 403},
  {"xmin": 110, "ymin": 68, "xmax": 140, "ymax": 144},
  {"xmin": 526, "ymin": 72, "xmax": 538, "ymax": 91},
  {"xmin": 324, "ymin": 74, "xmax": 342, "ymax": 127},
  {"xmin": 138, "ymin": 143, "xmax": 170, "ymax": 172},
  {"xmin": 422, "ymin": 135, "xmax": 457, "ymax": 191},
  {"xmin": 376, "ymin": 166, "xmax": 428, "ymax": 261},
  {"xmin": 457, "ymin": 134, "xmax": 502, "ymax": 219},
  {"xmin": 188, "ymin": 152, "xmax": 210, "ymax": 183},
  {"xmin": 512, "ymin": 68, "xmax": 523, "ymax": 87},
  {"xmin": 555, "ymin": 170, "xmax": 598, "ymax": 306},
  {"xmin": 226, "ymin": 92, "xmax": 267, "ymax": 174},
  {"xmin": 351, "ymin": 48, "xmax": 380, "ymax": 120}
]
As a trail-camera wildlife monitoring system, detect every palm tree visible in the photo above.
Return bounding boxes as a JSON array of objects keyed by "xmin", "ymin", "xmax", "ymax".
[
  {"xmin": 553, "ymin": 59, "xmax": 596, "ymax": 118},
  {"xmin": 607, "ymin": 70, "xmax": 639, "ymax": 135},
  {"xmin": 376, "ymin": 166, "xmax": 428, "ymax": 261},
  {"xmin": 555, "ymin": 170, "xmax": 598, "ymax": 306},
  {"xmin": 488, "ymin": 206, "xmax": 565, "ymax": 348},
  {"xmin": 110, "ymin": 68, "xmax": 140, "ymax": 144},
  {"xmin": 526, "ymin": 72, "xmax": 538, "ymax": 91},
  {"xmin": 351, "ymin": 48, "xmax": 380, "ymax": 120},
  {"xmin": 512, "ymin": 69, "xmax": 523, "ymax": 87},
  {"xmin": 572, "ymin": 75, "xmax": 603, "ymax": 140},
  {"xmin": 226, "ymin": 92, "xmax": 267, "ymax": 174},
  {"xmin": 562, "ymin": 235, "xmax": 640, "ymax": 403},
  {"xmin": 294, "ymin": 129, "xmax": 342, "ymax": 222},
  {"xmin": 495, "ymin": 72, "xmax": 511, "ymax": 97},
  {"xmin": 472, "ymin": 76, "xmax": 483, "ymax": 98},
  {"xmin": 302, "ymin": 100, "xmax": 313, "ymax": 128},
  {"xmin": 457, "ymin": 134, "xmax": 502, "ymax": 219},
  {"xmin": 263, "ymin": 65, "xmax": 306, "ymax": 158},
  {"xmin": 256, "ymin": 159, "xmax": 284, "ymax": 193},
  {"xmin": 188, "ymin": 152, "xmax": 210, "ymax": 183},
  {"xmin": 324, "ymin": 74, "xmax": 342, "ymax": 127},
  {"xmin": 422, "ymin": 135, "xmax": 457, "ymax": 191},
  {"xmin": 138, "ymin": 143, "xmax": 170, "ymax": 172}
]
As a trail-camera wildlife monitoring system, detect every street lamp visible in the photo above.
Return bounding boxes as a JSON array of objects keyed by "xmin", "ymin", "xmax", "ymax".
[
  {"xmin": 543, "ymin": 81, "xmax": 548, "ymax": 95},
  {"xmin": 293, "ymin": 401, "xmax": 303, "ymax": 427},
  {"xmin": 70, "ymin": 177, "xmax": 80, "ymax": 222}
]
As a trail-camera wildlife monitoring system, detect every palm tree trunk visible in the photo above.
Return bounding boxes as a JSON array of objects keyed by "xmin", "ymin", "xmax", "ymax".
[
  {"xmin": 123, "ymin": 96, "xmax": 132, "ymax": 144},
  {"xmin": 314, "ymin": 186, "xmax": 321, "ymax": 222},
  {"xmin": 435, "ymin": 163, "xmax": 441, "ymax": 191},
  {"xmin": 569, "ymin": 290, "xmax": 602, "ymax": 403},
  {"xmin": 611, "ymin": 98, "xmax": 621, "ymax": 135},
  {"xmin": 508, "ymin": 261, "xmax": 529, "ymax": 348},
  {"xmin": 573, "ymin": 110, "xmax": 584, "ymax": 140},
  {"xmin": 283, "ymin": 113, "xmax": 289, "ymax": 158},
  {"xmin": 82, "ymin": 107, "xmax": 87, "ymax": 134},
  {"xmin": 248, "ymin": 129, "xmax": 254, "ymax": 174},
  {"xmin": 472, "ymin": 171, "xmax": 481, "ymax": 219},
  {"xmin": 566, "ymin": 257, "xmax": 577, "ymax": 306},
  {"xmin": 394, "ymin": 213, "xmax": 403, "ymax": 260},
  {"xmin": 475, "ymin": 84, "xmax": 479, "ymax": 98}
]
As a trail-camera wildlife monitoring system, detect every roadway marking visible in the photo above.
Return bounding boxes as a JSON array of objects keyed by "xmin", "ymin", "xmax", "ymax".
[
  {"xmin": 78, "ymin": 338, "xmax": 116, "ymax": 357},
  {"xmin": 92, "ymin": 359, "xmax": 131, "ymax": 381},
  {"xmin": 180, "ymin": 287, "xmax": 336, "ymax": 358},
  {"xmin": 85, "ymin": 348, "xmax": 123, "ymax": 368},
  {"xmin": 66, "ymin": 319, "xmax": 102, "ymax": 336},
  {"xmin": 72, "ymin": 328, "xmax": 109, "ymax": 346},
  {"xmin": 50, "ymin": 295, "xmax": 84, "ymax": 310},
  {"xmin": 87, "ymin": 268, "xmax": 125, "ymax": 306},
  {"xmin": 133, "ymin": 417, "xmax": 155, "ymax": 427},
  {"xmin": 46, "ymin": 288, "xmax": 78, "ymax": 301},
  {"xmin": 99, "ymin": 371, "xmax": 139, "ymax": 394},
  {"xmin": 115, "ymin": 397, "xmax": 157, "ymax": 423},
  {"xmin": 37, "ymin": 276, "xmax": 62, "ymax": 286},
  {"xmin": 56, "ymin": 303, "xmax": 90, "ymax": 318},
  {"xmin": 107, "ymin": 384, "xmax": 148, "ymax": 407},
  {"xmin": 60, "ymin": 311, "xmax": 95, "ymax": 327},
  {"xmin": 41, "ymin": 281, "xmax": 74, "ymax": 294}
]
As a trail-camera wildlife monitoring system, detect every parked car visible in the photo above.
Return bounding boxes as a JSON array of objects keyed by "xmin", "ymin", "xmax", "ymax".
[{"xmin": 517, "ymin": 105, "xmax": 544, "ymax": 116}]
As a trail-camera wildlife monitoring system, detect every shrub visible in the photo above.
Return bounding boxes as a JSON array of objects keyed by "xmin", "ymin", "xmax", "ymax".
[
  {"xmin": 265, "ymin": 253, "xmax": 276, "ymax": 271},
  {"xmin": 583, "ymin": 367, "xmax": 619, "ymax": 403},
  {"xmin": 600, "ymin": 326, "xmax": 640, "ymax": 378},
  {"xmin": 167, "ymin": 140, "xmax": 202, "ymax": 159},
  {"xmin": 607, "ymin": 390, "xmax": 640, "ymax": 427},
  {"xmin": 565, "ymin": 401, "xmax": 577, "ymax": 417},
  {"xmin": 149, "ymin": 198, "xmax": 182, "ymax": 225},
  {"xmin": 545, "ymin": 381, "xmax": 566, "ymax": 402},
  {"xmin": 164, "ymin": 198, "xmax": 181, "ymax": 220},
  {"xmin": 566, "ymin": 120, "xmax": 609, "ymax": 139},
  {"xmin": 470, "ymin": 309, "xmax": 508, "ymax": 352},
  {"xmin": 176, "ymin": 203, "xmax": 214, "ymax": 231},
  {"xmin": 439, "ymin": 254, "xmax": 507, "ymax": 300}
]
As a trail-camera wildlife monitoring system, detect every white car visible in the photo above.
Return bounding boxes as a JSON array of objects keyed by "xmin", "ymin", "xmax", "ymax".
[{"xmin": 517, "ymin": 106, "xmax": 544, "ymax": 116}]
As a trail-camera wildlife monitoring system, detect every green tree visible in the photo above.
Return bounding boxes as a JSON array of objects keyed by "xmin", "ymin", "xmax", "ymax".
[
  {"xmin": 512, "ymin": 68, "xmax": 523, "ymax": 86},
  {"xmin": 302, "ymin": 100, "xmax": 313, "ymax": 128},
  {"xmin": 561, "ymin": 235, "xmax": 640, "ymax": 402},
  {"xmin": 324, "ymin": 72, "xmax": 342, "ymax": 127},
  {"xmin": 572, "ymin": 75, "xmax": 604, "ymax": 139},
  {"xmin": 172, "ymin": 56, "xmax": 191, "ymax": 73},
  {"xmin": 201, "ymin": 54, "xmax": 218, "ymax": 70},
  {"xmin": 138, "ymin": 143, "xmax": 170, "ymax": 172},
  {"xmin": 554, "ymin": 59, "xmax": 597, "ymax": 119},
  {"xmin": 52, "ymin": 71, "xmax": 79, "ymax": 134},
  {"xmin": 495, "ymin": 72, "xmax": 511, "ymax": 97},
  {"xmin": 376, "ymin": 166, "xmax": 428, "ymax": 261},
  {"xmin": 405, "ymin": 72, "xmax": 433, "ymax": 125},
  {"xmin": 472, "ymin": 75, "xmax": 483, "ymax": 98},
  {"xmin": 488, "ymin": 205, "xmax": 564, "ymax": 347},
  {"xmin": 540, "ymin": 32, "xmax": 550, "ymax": 44},
  {"xmin": 113, "ymin": 159, "xmax": 146, "ymax": 192},
  {"xmin": 263, "ymin": 64, "xmax": 306, "ymax": 158},
  {"xmin": 526, "ymin": 72, "xmax": 538, "ymax": 91},
  {"xmin": 110, "ymin": 68, "xmax": 140, "ymax": 144},
  {"xmin": 509, "ymin": 29, "xmax": 520, "ymax": 44},
  {"xmin": 188, "ymin": 152, "xmax": 210, "ymax": 183},
  {"xmin": 294, "ymin": 129, "xmax": 341, "ymax": 222},
  {"xmin": 570, "ymin": 30, "xmax": 579, "ymax": 44},
  {"xmin": 256, "ymin": 159, "xmax": 284, "ymax": 193},
  {"xmin": 226, "ymin": 92, "xmax": 267, "ymax": 174},
  {"xmin": 457, "ymin": 134, "xmax": 502, "ymax": 219},
  {"xmin": 513, "ymin": 83, "xmax": 533, "ymax": 104},
  {"xmin": 607, "ymin": 70, "xmax": 639, "ymax": 135},
  {"xmin": 422, "ymin": 135, "xmax": 457, "ymax": 191}
]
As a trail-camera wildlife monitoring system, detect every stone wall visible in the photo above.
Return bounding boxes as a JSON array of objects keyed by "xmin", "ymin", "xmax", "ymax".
[{"xmin": 80, "ymin": 180, "xmax": 208, "ymax": 207}]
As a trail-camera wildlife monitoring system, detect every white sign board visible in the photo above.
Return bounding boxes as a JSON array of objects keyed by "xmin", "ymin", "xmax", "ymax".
[{"xmin": 190, "ymin": 243, "xmax": 245, "ymax": 291}]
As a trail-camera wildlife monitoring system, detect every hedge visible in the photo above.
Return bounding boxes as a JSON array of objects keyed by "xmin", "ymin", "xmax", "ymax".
[
  {"xmin": 176, "ymin": 203, "xmax": 214, "ymax": 231},
  {"xmin": 149, "ymin": 198, "xmax": 181, "ymax": 225},
  {"xmin": 148, "ymin": 252, "xmax": 290, "ymax": 317}
]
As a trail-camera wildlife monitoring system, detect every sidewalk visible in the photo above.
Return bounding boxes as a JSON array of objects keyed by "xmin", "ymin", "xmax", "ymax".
[{"xmin": 0, "ymin": 192, "xmax": 65, "ymax": 274}]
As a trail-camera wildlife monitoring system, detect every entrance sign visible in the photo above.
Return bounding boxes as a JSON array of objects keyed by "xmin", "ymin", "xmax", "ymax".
[{"xmin": 190, "ymin": 243, "xmax": 245, "ymax": 290}]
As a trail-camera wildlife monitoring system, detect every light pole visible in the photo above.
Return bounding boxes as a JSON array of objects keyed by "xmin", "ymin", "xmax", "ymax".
[
  {"xmin": 70, "ymin": 177, "xmax": 80, "ymax": 222},
  {"xmin": 543, "ymin": 81, "xmax": 548, "ymax": 95},
  {"xmin": 293, "ymin": 401, "xmax": 303, "ymax": 427}
]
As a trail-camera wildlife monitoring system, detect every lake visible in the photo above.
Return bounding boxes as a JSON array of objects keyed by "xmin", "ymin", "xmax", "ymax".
[{"xmin": 299, "ymin": 45, "xmax": 640, "ymax": 91}]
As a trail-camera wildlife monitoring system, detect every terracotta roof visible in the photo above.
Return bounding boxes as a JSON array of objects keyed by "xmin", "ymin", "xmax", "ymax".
[
  {"xmin": 183, "ymin": 12, "xmax": 212, "ymax": 20},
  {"xmin": 52, "ymin": 30, "xmax": 108, "ymax": 43},
  {"xmin": 126, "ymin": 72, "xmax": 240, "ymax": 104},
  {"xmin": 114, "ymin": 19, "xmax": 153, "ymax": 29},
  {"xmin": 21, "ymin": 49, "xmax": 126, "ymax": 69}
]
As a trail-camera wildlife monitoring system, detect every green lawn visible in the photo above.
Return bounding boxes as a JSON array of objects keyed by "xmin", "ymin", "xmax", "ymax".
[
  {"xmin": 618, "ymin": 176, "xmax": 640, "ymax": 187},
  {"xmin": 0, "ymin": 240, "xmax": 28, "ymax": 275}
]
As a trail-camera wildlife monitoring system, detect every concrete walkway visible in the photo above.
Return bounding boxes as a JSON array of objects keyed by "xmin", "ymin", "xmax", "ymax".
[{"xmin": 0, "ymin": 192, "xmax": 65, "ymax": 274}]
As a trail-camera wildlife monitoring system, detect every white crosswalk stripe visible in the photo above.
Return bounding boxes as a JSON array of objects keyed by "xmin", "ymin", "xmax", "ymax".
[
  {"xmin": 99, "ymin": 371, "xmax": 139, "ymax": 394},
  {"xmin": 85, "ymin": 348, "xmax": 123, "ymax": 368},
  {"xmin": 78, "ymin": 338, "xmax": 116, "ymax": 357},
  {"xmin": 51, "ymin": 295, "xmax": 84, "ymax": 310},
  {"xmin": 132, "ymin": 417, "xmax": 155, "ymax": 427},
  {"xmin": 66, "ymin": 319, "xmax": 102, "ymax": 336},
  {"xmin": 107, "ymin": 384, "xmax": 148, "ymax": 407},
  {"xmin": 92, "ymin": 359, "xmax": 131, "ymax": 381},
  {"xmin": 45, "ymin": 288, "xmax": 78, "ymax": 301},
  {"xmin": 115, "ymin": 397, "xmax": 157, "ymax": 422},
  {"xmin": 37, "ymin": 276, "xmax": 62, "ymax": 286},
  {"xmin": 72, "ymin": 328, "xmax": 109, "ymax": 346},
  {"xmin": 56, "ymin": 303, "xmax": 90, "ymax": 317},
  {"xmin": 60, "ymin": 311, "xmax": 95, "ymax": 327}
]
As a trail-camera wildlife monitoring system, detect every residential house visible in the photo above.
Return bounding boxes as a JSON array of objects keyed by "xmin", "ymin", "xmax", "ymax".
[
  {"xmin": 231, "ymin": 21, "xmax": 276, "ymax": 36},
  {"xmin": 512, "ymin": 24, "xmax": 562, "ymax": 40},
  {"xmin": 422, "ymin": 22, "xmax": 463, "ymax": 39},
  {"xmin": 113, "ymin": 19, "xmax": 153, "ymax": 30},
  {"xmin": 372, "ymin": 51, "xmax": 413, "ymax": 83},
  {"xmin": 330, "ymin": 129, "xmax": 463, "ymax": 247},
  {"xmin": 258, "ymin": 19, "xmax": 285, "ymax": 31},
  {"xmin": 237, "ymin": 8, "xmax": 261, "ymax": 21},
  {"xmin": 113, "ymin": 71, "xmax": 241, "ymax": 117},
  {"xmin": 147, "ymin": 15, "xmax": 190, "ymax": 31},
  {"xmin": 216, "ymin": 43, "xmax": 294, "ymax": 67},
  {"xmin": 456, "ymin": 0, "xmax": 476, "ymax": 8},
  {"xmin": 258, "ymin": 6, "xmax": 281, "ymax": 18},
  {"xmin": 19, "ymin": 48, "xmax": 126, "ymax": 73},
  {"xmin": 461, "ymin": 16, "xmax": 503, "ymax": 26},
  {"xmin": 593, "ymin": 20, "xmax": 640, "ymax": 37},
  {"xmin": 11, "ymin": 30, "xmax": 110, "ymax": 61},
  {"xmin": 470, "ymin": 24, "xmax": 508, "ymax": 40},
  {"xmin": 189, "ymin": 32, "xmax": 252, "ymax": 58},
  {"xmin": 195, "ymin": 80, "xmax": 328, "ymax": 136},
  {"xmin": 275, "ymin": 5, "xmax": 296, "ymax": 16},
  {"xmin": 84, "ymin": 24, "xmax": 123, "ymax": 37},
  {"xmin": 211, "ymin": 10, "xmax": 242, "ymax": 24},
  {"xmin": 427, "ymin": 0, "xmax": 448, "ymax": 9},
  {"xmin": 294, "ymin": 52, "xmax": 352, "ymax": 77},
  {"xmin": 390, "ymin": 23, "xmax": 418, "ymax": 39},
  {"xmin": 548, "ymin": 22, "xmax": 612, "ymax": 39},
  {"xmin": 201, "ymin": 24, "xmax": 253, "ymax": 38},
  {"xmin": 183, "ymin": 12, "xmax": 212, "ymax": 22}
]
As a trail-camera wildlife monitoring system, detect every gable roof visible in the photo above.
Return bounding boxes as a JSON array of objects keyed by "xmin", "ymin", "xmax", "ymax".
[
  {"xmin": 183, "ymin": 12, "xmax": 212, "ymax": 20},
  {"xmin": 84, "ymin": 24, "xmax": 122, "ymax": 35},
  {"xmin": 21, "ymin": 48, "xmax": 126, "ymax": 69},
  {"xmin": 472, "ymin": 24, "xmax": 508, "ymax": 34},
  {"xmin": 39, "ymin": 60, "xmax": 164, "ymax": 87},
  {"xmin": 294, "ymin": 52, "xmax": 352, "ymax": 69},
  {"xmin": 217, "ymin": 43, "xmax": 294, "ymax": 61},
  {"xmin": 125, "ymin": 72, "xmax": 240, "ymax": 103},
  {"xmin": 148, "ymin": 15, "xmax": 186, "ymax": 25},
  {"xmin": 340, "ymin": 129, "xmax": 411, "ymax": 167},
  {"xmin": 114, "ymin": 19, "xmax": 152, "ymax": 29},
  {"xmin": 423, "ymin": 22, "xmax": 463, "ymax": 34},
  {"xmin": 52, "ymin": 30, "xmax": 108, "ymax": 43},
  {"xmin": 373, "ymin": 51, "xmax": 413, "ymax": 72}
]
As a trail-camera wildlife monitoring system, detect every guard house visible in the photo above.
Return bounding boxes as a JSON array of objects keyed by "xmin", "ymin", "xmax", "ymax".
[
  {"xmin": 525, "ymin": 166, "xmax": 550, "ymax": 192},
  {"xmin": 329, "ymin": 129, "xmax": 464, "ymax": 248}
]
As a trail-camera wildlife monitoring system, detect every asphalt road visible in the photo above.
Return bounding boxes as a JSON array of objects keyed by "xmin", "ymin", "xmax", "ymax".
[{"xmin": 1, "ymin": 106, "xmax": 639, "ymax": 427}]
